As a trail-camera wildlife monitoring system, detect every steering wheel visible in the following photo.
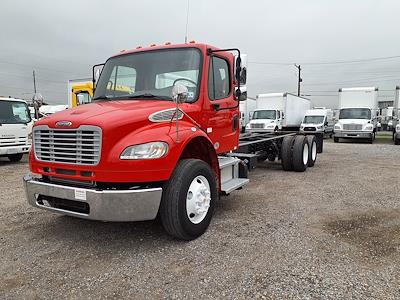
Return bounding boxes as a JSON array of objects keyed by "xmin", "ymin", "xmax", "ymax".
[{"xmin": 173, "ymin": 78, "xmax": 197, "ymax": 87}]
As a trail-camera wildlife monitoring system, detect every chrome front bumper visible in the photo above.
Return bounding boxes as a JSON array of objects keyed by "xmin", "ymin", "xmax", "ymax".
[
  {"xmin": 23, "ymin": 173, "xmax": 163, "ymax": 222},
  {"xmin": 334, "ymin": 131, "xmax": 373, "ymax": 138}
]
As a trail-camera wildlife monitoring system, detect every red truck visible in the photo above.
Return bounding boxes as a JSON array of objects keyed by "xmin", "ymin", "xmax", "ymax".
[{"xmin": 24, "ymin": 43, "xmax": 322, "ymax": 240}]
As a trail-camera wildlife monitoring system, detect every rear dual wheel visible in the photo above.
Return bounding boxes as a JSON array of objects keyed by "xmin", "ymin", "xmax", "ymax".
[{"xmin": 281, "ymin": 135, "xmax": 316, "ymax": 172}]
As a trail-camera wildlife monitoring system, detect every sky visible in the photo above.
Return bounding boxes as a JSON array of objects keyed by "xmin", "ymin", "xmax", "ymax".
[{"xmin": 1, "ymin": 0, "xmax": 400, "ymax": 108}]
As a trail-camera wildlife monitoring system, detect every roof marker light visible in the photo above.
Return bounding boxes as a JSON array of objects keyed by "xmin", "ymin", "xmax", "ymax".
[
  {"xmin": 165, "ymin": 42, "xmax": 171, "ymax": 45},
  {"xmin": 136, "ymin": 46, "xmax": 142, "ymax": 49},
  {"xmin": 150, "ymin": 43, "xmax": 157, "ymax": 47},
  {"xmin": 189, "ymin": 40, "xmax": 196, "ymax": 44}
]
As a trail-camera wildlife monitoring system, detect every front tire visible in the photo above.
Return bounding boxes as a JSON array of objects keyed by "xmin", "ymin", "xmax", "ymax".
[
  {"xmin": 334, "ymin": 137, "xmax": 339, "ymax": 143},
  {"xmin": 160, "ymin": 159, "xmax": 217, "ymax": 240},
  {"xmin": 7, "ymin": 153, "xmax": 23, "ymax": 162}
]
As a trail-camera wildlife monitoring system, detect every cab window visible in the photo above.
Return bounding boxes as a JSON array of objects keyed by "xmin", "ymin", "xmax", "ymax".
[{"xmin": 208, "ymin": 56, "xmax": 230, "ymax": 100}]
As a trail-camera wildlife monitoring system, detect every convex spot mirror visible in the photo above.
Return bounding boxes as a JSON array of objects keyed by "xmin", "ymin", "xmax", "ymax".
[{"xmin": 172, "ymin": 83, "xmax": 189, "ymax": 104}]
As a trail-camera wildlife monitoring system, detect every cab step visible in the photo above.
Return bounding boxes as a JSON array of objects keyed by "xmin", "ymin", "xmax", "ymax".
[{"xmin": 218, "ymin": 156, "xmax": 249, "ymax": 194}]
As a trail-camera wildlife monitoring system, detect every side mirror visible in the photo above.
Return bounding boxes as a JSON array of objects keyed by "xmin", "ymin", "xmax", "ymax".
[
  {"xmin": 172, "ymin": 84, "xmax": 188, "ymax": 104},
  {"xmin": 234, "ymin": 54, "xmax": 247, "ymax": 101},
  {"xmin": 324, "ymin": 121, "xmax": 328, "ymax": 126}
]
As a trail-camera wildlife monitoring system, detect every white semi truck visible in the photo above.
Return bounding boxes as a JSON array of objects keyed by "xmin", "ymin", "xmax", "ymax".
[
  {"xmin": 334, "ymin": 87, "xmax": 379, "ymax": 144},
  {"xmin": 246, "ymin": 93, "xmax": 311, "ymax": 132},
  {"xmin": 300, "ymin": 108, "xmax": 334, "ymax": 137},
  {"xmin": 239, "ymin": 97, "xmax": 256, "ymax": 132},
  {"xmin": 0, "ymin": 97, "xmax": 33, "ymax": 162}
]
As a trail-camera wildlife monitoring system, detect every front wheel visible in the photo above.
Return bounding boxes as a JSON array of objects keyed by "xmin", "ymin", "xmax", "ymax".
[
  {"xmin": 7, "ymin": 153, "xmax": 23, "ymax": 162},
  {"xmin": 160, "ymin": 159, "xmax": 217, "ymax": 240},
  {"xmin": 334, "ymin": 137, "xmax": 339, "ymax": 143}
]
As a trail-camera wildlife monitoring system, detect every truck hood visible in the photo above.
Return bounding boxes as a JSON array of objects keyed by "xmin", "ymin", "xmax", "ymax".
[{"xmin": 35, "ymin": 100, "xmax": 178, "ymax": 129}]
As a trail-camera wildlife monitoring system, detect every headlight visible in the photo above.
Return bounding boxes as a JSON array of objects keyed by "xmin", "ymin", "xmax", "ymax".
[
  {"xmin": 300, "ymin": 125, "xmax": 304, "ymax": 130},
  {"xmin": 266, "ymin": 124, "xmax": 275, "ymax": 128},
  {"xmin": 364, "ymin": 124, "xmax": 373, "ymax": 131},
  {"xmin": 246, "ymin": 124, "xmax": 250, "ymax": 129},
  {"xmin": 334, "ymin": 124, "xmax": 341, "ymax": 130},
  {"xmin": 317, "ymin": 125, "xmax": 323, "ymax": 129},
  {"xmin": 120, "ymin": 142, "xmax": 169, "ymax": 160},
  {"xmin": 396, "ymin": 124, "xmax": 400, "ymax": 131},
  {"xmin": 28, "ymin": 133, "xmax": 32, "ymax": 143}
]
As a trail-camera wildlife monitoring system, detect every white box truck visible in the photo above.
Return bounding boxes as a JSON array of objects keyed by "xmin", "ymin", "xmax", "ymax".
[
  {"xmin": 0, "ymin": 97, "xmax": 33, "ymax": 162},
  {"xmin": 334, "ymin": 87, "xmax": 379, "ymax": 144},
  {"xmin": 300, "ymin": 108, "xmax": 334, "ymax": 137},
  {"xmin": 239, "ymin": 97, "xmax": 256, "ymax": 132},
  {"xmin": 246, "ymin": 93, "xmax": 311, "ymax": 132}
]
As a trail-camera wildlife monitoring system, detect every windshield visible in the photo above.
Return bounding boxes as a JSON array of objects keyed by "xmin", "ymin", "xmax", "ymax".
[
  {"xmin": 252, "ymin": 110, "xmax": 276, "ymax": 120},
  {"xmin": 94, "ymin": 48, "xmax": 201, "ymax": 102},
  {"xmin": 0, "ymin": 101, "xmax": 31, "ymax": 124},
  {"xmin": 303, "ymin": 116, "xmax": 325, "ymax": 124},
  {"xmin": 339, "ymin": 108, "xmax": 371, "ymax": 120}
]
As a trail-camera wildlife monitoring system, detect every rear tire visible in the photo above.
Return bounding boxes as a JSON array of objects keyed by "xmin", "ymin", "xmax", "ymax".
[
  {"xmin": 395, "ymin": 138, "xmax": 400, "ymax": 145},
  {"xmin": 160, "ymin": 159, "xmax": 217, "ymax": 240},
  {"xmin": 7, "ymin": 153, "xmax": 23, "ymax": 162},
  {"xmin": 334, "ymin": 137, "xmax": 339, "ymax": 143},
  {"xmin": 292, "ymin": 136, "xmax": 309, "ymax": 172},
  {"xmin": 306, "ymin": 135, "xmax": 317, "ymax": 167},
  {"xmin": 281, "ymin": 136, "xmax": 295, "ymax": 171}
]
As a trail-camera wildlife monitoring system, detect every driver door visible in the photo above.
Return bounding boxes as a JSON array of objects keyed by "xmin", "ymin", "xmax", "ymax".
[{"xmin": 204, "ymin": 55, "xmax": 239, "ymax": 154}]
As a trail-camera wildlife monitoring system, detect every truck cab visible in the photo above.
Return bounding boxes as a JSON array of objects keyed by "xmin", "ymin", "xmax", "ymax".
[
  {"xmin": 246, "ymin": 109, "xmax": 282, "ymax": 132},
  {"xmin": 24, "ymin": 43, "xmax": 248, "ymax": 240},
  {"xmin": 0, "ymin": 97, "xmax": 33, "ymax": 162}
]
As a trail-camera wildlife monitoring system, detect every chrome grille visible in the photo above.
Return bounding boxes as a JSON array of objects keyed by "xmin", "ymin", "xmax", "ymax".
[
  {"xmin": 343, "ymin": 124, "xmax": 362, "ymax": 131},
  {"xmin": 250, "ymin": 123, "xmax": 265, "ymax": 129},
  {"xmin": 0, "ymin": 136, "xmax": 29, "ymax": 147},
  {"xmin": 34, "ymin": 125, "xmax": 101, "ymax": 165}
]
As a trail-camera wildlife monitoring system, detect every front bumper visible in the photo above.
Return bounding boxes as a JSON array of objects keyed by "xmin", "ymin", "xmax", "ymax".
[
  {"xmin": 334, "ymin": 131, "xmax": 373, "ymax": 138},
  {"xmin": 23, "ymin": 173, "xmax": 162, "ymax": 222},
  {"xmin": 246, "ymin": 128, "xmax": 275, "ymax": 133},
  {"xmin": 0, "ymin": 144, "xmax": 31, "ymax": 156}
]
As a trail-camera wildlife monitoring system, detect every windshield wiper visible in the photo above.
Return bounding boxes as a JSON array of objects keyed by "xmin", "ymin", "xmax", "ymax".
[
  {"xmin": 92, "ymin": 95, "xmax": 111, "ymax": 101},
  {"xmin": 114, "ymin": 93, "xmax": 172, "ymax": 100}
]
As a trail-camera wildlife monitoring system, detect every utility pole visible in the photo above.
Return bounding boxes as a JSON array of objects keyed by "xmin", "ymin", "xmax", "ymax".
[
  {"xmin": 294, "ymin": 64, "xmax": 302, "ymax": 96},
  {"xmin": 33, "ymin": 70, "xmax": 37, "ymax": 93}
]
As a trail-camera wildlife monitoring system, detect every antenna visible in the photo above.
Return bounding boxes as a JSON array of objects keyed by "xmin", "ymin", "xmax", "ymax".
[
  {"xmin": 33, "ymin": 70, "xmax": 37, "ymax": 93},
  {"xmin": 184, "ymin": 0, "xmax": 190, "ymax": 43}
]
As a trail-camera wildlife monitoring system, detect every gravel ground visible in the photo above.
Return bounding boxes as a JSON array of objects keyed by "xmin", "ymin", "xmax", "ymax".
[{"xmin": 1, "ymin": 134, "xmax": 400, "ymax": 299}]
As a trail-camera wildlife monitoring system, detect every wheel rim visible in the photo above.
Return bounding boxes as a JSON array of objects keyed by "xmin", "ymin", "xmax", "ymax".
[
  {"xmin": 311, "ymin": 141, "xmax": 317, "ymax": 161},
  {"xmin": 186, "ymin": 175, "xmax": 211, "ymax": 224},
  {"xmin": 303, "ymin": 142, "xmax": 309, "ymax": 166}
]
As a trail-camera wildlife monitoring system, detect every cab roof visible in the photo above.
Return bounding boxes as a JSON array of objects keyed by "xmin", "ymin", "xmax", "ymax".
[{"xmin": 111, "ymin": 43, "xmax": 223, "ymax": 58}]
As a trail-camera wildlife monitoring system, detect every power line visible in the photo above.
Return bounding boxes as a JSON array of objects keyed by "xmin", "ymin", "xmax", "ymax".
[{"xmin": 249, "ymin": 55, "xmax": 400, "ymax": 66}]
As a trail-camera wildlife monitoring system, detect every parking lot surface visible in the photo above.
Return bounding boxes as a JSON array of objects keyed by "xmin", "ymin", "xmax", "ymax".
[{"xmin": 1, "ymin": 136, "xmax": 400, "ymax": 299}]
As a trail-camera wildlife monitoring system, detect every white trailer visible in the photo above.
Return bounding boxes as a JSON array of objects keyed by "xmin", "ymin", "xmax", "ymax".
[
  {"xmin": 334, "ymin": 87, "xmax": 379, "ymax": 143},
  {"xmin": 0, "ymin": 97, "xmax": 33, "ymax": 162},
  {"xmin": 246, "ymin": 93, "xmax": 311, "ymax": 132},
  {"xmin": 239, "ymin": 97, "xmax": 256, "ymax": 132},
  {"xmin": 300, "ymin": 108, "xmax": 334, "ymax": 137}
]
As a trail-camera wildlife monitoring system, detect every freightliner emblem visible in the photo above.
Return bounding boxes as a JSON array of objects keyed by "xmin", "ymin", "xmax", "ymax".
[{"xmin": 56, "ymin": 121, "xmax": 72, "ymax": 127}]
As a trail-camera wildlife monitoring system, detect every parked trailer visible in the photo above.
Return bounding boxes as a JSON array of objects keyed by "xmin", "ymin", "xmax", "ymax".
[
  {"xmin": 23, "ymin": 43, "xmax": 323, "ymax": 240},
  {"xmin": 334, "ymin": 87, "xmax": 379, "ymax": 144},
  {"xmin": 246, "ymin": 93, "xmax": 311, "ymax": 133},
  {"xmin": 239, "ymin": 97, "xmax": 256, "ymax": 133}
]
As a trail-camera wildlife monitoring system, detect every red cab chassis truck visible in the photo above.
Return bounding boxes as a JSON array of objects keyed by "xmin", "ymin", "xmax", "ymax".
[{"xmin": 24, "ymin": 43, "xmax": 323, "ymax": 240}]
